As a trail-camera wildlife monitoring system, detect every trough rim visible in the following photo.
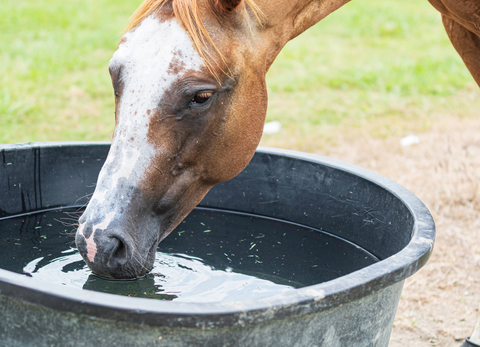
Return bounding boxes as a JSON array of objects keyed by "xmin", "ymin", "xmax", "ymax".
[{"xmin": 0, "ymin": 141, "xmax": 435, "ymax": 329}]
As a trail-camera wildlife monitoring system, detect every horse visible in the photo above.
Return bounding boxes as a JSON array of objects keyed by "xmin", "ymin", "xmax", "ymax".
[{"xmin": 75, "ymin": 0, "xmax": 480, "ymax": 280}]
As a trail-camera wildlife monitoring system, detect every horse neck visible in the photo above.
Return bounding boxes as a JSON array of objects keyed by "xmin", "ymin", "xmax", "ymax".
[{"xmin": 257, "ymin": 0, "xmax": 351, "ymax": 70}]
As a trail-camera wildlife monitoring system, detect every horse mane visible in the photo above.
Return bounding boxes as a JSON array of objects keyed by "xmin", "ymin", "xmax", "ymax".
[{"xmin": 125, "ymin": 0, "xmax": 264, "ymax": 80}]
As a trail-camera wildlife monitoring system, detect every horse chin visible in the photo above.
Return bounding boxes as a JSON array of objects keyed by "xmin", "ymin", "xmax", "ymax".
[
  {"xmin": 85, "ymin": 245, "xmax": 156, "ymax": 280},
  {"xmin": 137, "ymin": 239, "xmax": 160, "ymax": 277}
]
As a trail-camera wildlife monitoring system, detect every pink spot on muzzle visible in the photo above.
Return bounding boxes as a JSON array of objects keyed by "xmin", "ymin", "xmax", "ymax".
[
  {"xmin": 77, "ymin": 212, "xmax": 116, "ymax": 263},
  {"xmin": 85, "ymin": 234, "xmax": 98, "ymax": 262},
  {"xmin": 77, "ymin": 222, "xmax": 97, "ymax": 262}
]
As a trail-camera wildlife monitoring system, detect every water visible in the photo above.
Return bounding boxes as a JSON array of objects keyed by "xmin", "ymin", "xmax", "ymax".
[{"xmin": 0, "ymin": 207, "xmax": 378, "ymax": 303}]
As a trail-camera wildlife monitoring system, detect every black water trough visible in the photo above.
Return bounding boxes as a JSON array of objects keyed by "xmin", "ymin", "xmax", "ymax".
[{"xmin": 0, "ymin": 142, "xmax": 435, "ymax": 347}]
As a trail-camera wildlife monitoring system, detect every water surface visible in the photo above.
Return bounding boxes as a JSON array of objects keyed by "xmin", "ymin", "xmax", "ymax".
[{"xmin": 0, "ymin": 207, "xmax": 378, "ymax": 303}]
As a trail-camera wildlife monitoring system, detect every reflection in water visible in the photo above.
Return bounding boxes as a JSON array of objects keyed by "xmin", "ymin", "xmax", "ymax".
[
  {"xmin": 24, "ymin": 252, "xmax": 295, "ymax": 303},
  {"xmin": 83, "ymin": 274, "xmax": 177, "ymax": 300},
  {"xmin": 2, "ymin": 207, "xmax": 379, "ymax": 303}
]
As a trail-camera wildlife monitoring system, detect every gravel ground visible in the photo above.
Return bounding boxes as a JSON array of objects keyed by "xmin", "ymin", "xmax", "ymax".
[{"xmin": 320, "ymin": 115, "xmax": 480, "ymax": 346}]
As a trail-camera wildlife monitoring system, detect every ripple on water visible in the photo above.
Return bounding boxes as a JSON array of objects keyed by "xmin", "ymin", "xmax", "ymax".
[
  {"xmin": 1, "ymin": 207, "xmax": 379, "ymax": 303},
  {"xmin": 23, "ymin": 251, "xmax": 295, "ymax": 303}
]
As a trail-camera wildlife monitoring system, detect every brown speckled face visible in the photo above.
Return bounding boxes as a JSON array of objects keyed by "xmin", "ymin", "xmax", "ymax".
[{"xmin": 75, "ymin": 5, "xmax": 267, "ymax": 279}]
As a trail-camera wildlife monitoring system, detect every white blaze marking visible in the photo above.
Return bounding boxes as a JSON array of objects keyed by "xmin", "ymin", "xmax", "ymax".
[
  {"xmin": 94, "ymin": 190, "xmax": 107, "ymax": 205},
  {"xmin": 77, "ymin": 222, "xmax": 86, "ymax": 237},
  {"xmin": 78, "ymin": 14, "xmax": 206, "ymax": 259},
  {"xmin": 88, "ymin": 14, "xmax": 204, "ymax": 211},
  {"xmin": 92, "ymin": 212, "xmax": 116, "ymax": 231},
  {"xmin": 110, "ymin": 147, "xmax": 141, "ymax": 189}
]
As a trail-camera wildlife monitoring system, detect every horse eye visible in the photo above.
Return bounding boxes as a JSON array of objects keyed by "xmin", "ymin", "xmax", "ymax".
[{"xmin": 190, "ymin": 92, "xmax": 213, "ymax": 105}]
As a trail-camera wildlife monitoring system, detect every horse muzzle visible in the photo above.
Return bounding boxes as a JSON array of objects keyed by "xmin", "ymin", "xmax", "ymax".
[{"xmin": 75, "ymin": 211, "xmax": 159, "ymax": 279}]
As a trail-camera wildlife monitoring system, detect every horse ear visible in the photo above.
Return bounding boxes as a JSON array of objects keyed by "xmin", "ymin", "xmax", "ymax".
[{"xmin": 214, "ymin": 0, "xmax": 242, "ymax": 12}]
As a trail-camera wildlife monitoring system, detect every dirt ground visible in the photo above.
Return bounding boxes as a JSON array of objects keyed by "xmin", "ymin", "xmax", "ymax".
[{"xmin": 317, "ymin": 115, "xmax": 480, "ymax": 346}]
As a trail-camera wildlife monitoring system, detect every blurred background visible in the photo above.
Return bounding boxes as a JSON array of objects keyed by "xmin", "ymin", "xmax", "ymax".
[
  {"xmin": 1, "ymin": 0, "xmax": 479, "ymax": 346},
  {"xmin": 1, "ymin": 0, "xmax": 478, "ymax": 145}
]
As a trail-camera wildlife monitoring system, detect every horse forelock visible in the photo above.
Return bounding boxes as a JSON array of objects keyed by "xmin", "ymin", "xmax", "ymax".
[{"xmin": 125, "ymin": 0, "xmax": 264, "ymax": 80}]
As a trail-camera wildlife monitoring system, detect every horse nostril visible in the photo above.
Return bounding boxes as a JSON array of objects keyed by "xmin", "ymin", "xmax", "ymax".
[
  {"xmin": 112, "ymin": 236, "xmax": 127, "ymax": 259},
  {"xmin": 105, "ymin": 236, "xmax": 130, "ymax": 269}
]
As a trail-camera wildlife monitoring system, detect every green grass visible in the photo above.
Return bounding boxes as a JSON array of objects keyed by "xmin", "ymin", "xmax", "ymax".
[
  {"xmin": 268, "ymin": 1, "xmax": 470, "ymax": 95},
  {"xmin": 1, "ymin": 0, "xmax": 479, "ymax": 147},
  {"xmin": 0, "ymin": 0, "xmax": 139, "ymax": 143},
  {"xmin": 262, "ymin": 0, "xmax": 479, "ymax": 151}
]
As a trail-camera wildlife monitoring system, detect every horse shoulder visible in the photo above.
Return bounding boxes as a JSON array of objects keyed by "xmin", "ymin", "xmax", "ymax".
[
  {"xmin": 427, "ymin": 0, "xmax": 480, "ymax": 87},
  {"xmin": 428, "ymin": 0, "xmax": 480, "ymax": 35},
  {"xmin": 442, "ymin": 14, "xmax": 480, "ymax": 87}
]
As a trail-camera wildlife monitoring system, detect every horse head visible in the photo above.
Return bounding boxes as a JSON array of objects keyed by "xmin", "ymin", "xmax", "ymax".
[
  {"xmin": 75, "ymin": 0, "xmax": 270, "ymax": 279},
  {"xmin": 75, "ymin": 0, "xmax": 349, "ymax": 279}
]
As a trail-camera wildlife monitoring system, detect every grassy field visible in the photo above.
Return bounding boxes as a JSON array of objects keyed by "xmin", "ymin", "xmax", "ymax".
[
  {"xmin": 0, "ymin": 0, "xmax": 478, "ymax": 146},
  {"xmin": 262, "ymin": 0, "xmax": 480, "ymax": 151},
  {"xmin": 0, "ymin": 0, "xmax": 137, "ymax": 142}
]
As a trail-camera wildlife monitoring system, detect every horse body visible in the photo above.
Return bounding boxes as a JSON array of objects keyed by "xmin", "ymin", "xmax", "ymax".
[
  {"xmin": 75, "ymin": 0, "xmax": 480, "ymax": 279},
  {"xmin": 428, "ymin": 0, "xmax": 480, "ymax": 86}
]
